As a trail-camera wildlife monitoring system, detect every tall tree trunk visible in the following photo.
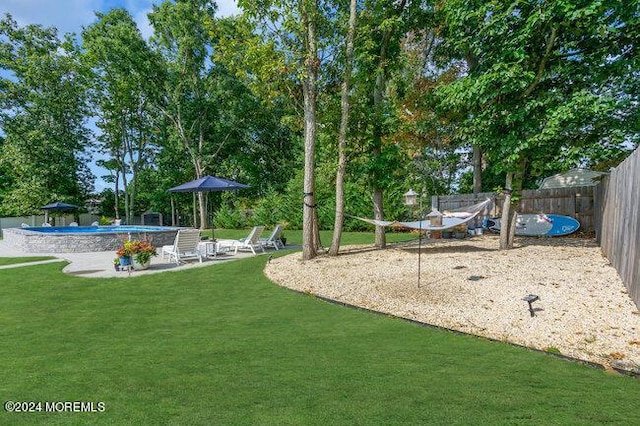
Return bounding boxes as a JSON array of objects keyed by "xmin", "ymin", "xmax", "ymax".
[
  {"xmin": 473, "ymin": 145, "xmax": 482, "ymax": 193},
  {"xmin": 193, "ymin": 193, "xmax": 198, "ymax": 228},
  {"xmin": 197, "ymin": 129, "xmax": 208, "ymax": 230},
  {"xmin": 121, "ymin": 164, "xmax": 130, "ymax": 224},
  {"xmin": 329, "ymin": 0, "xmax": 357, "ymax": 256},
  {"xmin": 371, "ymin": 42, "xmax": 389, "ymax": 249},
  {"xmin": 499, "ymin": 156, "xmax": 526, "ymax": 249},
  {"xmin": 466, "ymin": 52, "xmax": 482, "ymax": 195},
  {"xmin": 499, "ymin": 172, "xmax": 513, "ymax": 250},
  {"xmin": 114, "ymin": 171, "xmax": 120, "ymax": 219},
  {"xmin": 128, "ymin": 179, "xmax": 136, "ymax": 225},
  {"xmin": 508, "ymin": 157, "xmax": 526, "ymax": 247},
  {"xmin": 301, "ymin": 0, "xmax": 319, "ymax": 261},
  {"xmin": 198, "ymin": 192, "xmax": 207, "ymax": 230},
  {"xmin": 120, "ymin": 126, "xmax": 131, "ymax": 223},
  {"xmin": 125, "ymin": 125, "xmax": 138, "ymax": 226},
  {"xmin": 371, "ymin": 0, "xmax": 407, "ymax": 249},
  {"xmin": 127, "ymin": 152, "xmax": 136, "ymax": 225}
]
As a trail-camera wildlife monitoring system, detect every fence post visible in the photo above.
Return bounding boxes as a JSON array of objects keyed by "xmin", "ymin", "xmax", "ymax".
[{"xmin": 431, "ymin": 195, "xmax": 438, "ymax": 211}]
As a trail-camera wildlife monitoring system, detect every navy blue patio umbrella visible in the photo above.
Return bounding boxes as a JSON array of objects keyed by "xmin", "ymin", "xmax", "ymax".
[
  {"xmin": 168, "ymin": 176, "xmax": 249, "ymax": 227},
  {"xmin": 168, "ymin": 176, "xmax": 250, "ymax": 193}
]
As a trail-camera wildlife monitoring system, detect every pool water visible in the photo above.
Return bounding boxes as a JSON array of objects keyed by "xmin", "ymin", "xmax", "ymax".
[{"xmin": 31, "ymin": 226, "xmax": 171, "ymax": 234}]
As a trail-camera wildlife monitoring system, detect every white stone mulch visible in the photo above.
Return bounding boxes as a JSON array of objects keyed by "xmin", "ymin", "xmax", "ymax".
[{"xmin": 264, "ymin": 235, "xmax": 640, "ymax": 373}]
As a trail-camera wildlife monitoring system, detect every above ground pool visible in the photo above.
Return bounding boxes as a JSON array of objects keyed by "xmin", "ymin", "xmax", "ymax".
[
  {"xmin": 31, "ymin": 225, "xmax": 170, "ymax": 234},
  {"xmin": 3, "ymin": 225, "xmax": 181, "ymax": 253}
]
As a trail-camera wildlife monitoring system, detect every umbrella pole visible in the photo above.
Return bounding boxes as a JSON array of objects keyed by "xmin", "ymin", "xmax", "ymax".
[
  {"xmin": 193, "ymin": 193, "xmax": 197, "ymax": 228},
  {"xmin": 170, "ymin": 196, "xmax": 175, "ymax": 226},
  {"xmin": 208, "ymin": 193, "xmax": 215, "ymax": 240}
]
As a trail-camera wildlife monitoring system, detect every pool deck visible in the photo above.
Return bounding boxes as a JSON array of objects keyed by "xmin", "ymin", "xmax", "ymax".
[{"xmin": 0, "ymin": 239, "xmax": 285, "ymax": 278}]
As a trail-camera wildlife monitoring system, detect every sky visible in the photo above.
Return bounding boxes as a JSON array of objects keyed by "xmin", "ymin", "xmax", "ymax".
[
  {"xmin": 1, "ymin": 0, "xmax": 240, "ymax": 191},
  {"xmin": 2, "ymin": 0, "xmax": 240, "ymax": 39}
]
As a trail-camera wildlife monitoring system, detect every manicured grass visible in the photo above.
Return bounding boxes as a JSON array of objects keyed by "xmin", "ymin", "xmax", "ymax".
[
  {"xmin": 1, "ymin": 236, "xmax": 639, "ymax": 424},
  {"xmin": 0, "ymin": 256, "xmax": 55, "ymax": 266}
]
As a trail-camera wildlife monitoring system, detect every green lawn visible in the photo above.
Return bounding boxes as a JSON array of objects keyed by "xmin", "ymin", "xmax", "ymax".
[
  {"xmin": 1, "ymin": 232, "xmax": 638, "ymax": 424},
  {"xmin": 0, "ymin": 256, "xmax": 55, "ymax": 266},
  {"xmin": 206, "ymin": 228, "xmax": 416, "ymax": 246}
]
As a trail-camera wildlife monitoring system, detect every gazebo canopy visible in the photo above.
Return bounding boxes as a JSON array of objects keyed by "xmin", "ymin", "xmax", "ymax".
[{"xmin": 41, "ymin": 201, "xmax": 79, "ymax": 227}]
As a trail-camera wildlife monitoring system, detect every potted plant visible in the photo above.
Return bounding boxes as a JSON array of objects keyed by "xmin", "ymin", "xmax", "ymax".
[
  {"xmin": 116, "ymin": 239, "xmax": 157, "ymax": 270},
  {"xmin": 115, "ymin": 244, "xmax": 132, "ymax": 270}
]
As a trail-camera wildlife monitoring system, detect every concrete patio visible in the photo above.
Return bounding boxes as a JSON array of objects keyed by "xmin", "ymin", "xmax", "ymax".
[{"xmin": 0, "ymin": 239, "xmax": 279, "ymax": 278}]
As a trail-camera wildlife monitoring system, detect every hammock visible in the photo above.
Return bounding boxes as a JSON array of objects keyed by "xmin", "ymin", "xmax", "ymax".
[{"xmin": 352, "ymin": 198, "xmax": 492, "ymax": 231}]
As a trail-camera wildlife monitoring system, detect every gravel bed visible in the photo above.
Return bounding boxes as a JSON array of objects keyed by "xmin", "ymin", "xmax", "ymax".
[{"xmin": 264, "ymin": 235, "xmax": 640, "ymax": 373}]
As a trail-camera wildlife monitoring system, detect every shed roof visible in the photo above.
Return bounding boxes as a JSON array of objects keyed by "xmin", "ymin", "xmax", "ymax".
[{"xmin": 539, "ymin": 168, "xmax": 607, "ymax": 189}]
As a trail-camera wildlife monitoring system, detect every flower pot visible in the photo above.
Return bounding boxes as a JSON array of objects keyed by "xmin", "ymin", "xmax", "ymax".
[
  {"xmin": 132, "ymin": 258, "xmax": 150, "ymax": 271},
  {"xmin": 119, "ymin": 256, "xmax": 132, "ymax": 267}
]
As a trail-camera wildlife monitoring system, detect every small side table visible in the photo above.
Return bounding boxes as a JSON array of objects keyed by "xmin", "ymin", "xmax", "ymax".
[{"xmin": 198, "ymin": 241, "xmax": 232, "ymax": 259}]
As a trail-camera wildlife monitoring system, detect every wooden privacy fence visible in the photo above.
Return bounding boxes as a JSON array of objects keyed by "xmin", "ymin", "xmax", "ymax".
[
  {"xmin": 595, "ymin": 147, "xmax": 640, "ymax": 308},
  {"xmin": 431, "ymin": 186, "xmax": 596, "ymax": 231}
]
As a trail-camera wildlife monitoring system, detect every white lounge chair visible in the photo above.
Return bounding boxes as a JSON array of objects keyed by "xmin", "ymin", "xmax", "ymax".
[
  {"xmin": 91, "ymin": 221, "xmax": 99, "ymax": 226},
  {"xmin": 21, "ymin": 223, "xmax": 30, "ymax": 228},
  {"xmin": 69, "ymin": 222, "xmax": 78, "ymax": 226},
  {"xmin": 42, "ymin": 222, "xmax": 52, "ymax": 227},
  {"xmin": 217, "ymin": 226, "xmax": 266, "ymax": 255},
  {"xmin": 161, "ymin": 229, "xmax": 203, "ymax": 265},
  {"xmin": 259, "ymin": 224, "xmax": 285, "ymax": 250}
]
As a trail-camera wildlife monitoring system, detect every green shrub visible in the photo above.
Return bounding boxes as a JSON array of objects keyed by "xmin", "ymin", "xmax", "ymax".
[
  {"xmin": 250, "ymin": 190, "xmax": 288, "ymax": 227},
  {"xmin": 99, "ymin": 216, "xmax": 112, "ymax": 226},
  {"xmin": 213, "ymin": 202, "xmax": 245, "ymax": 229}
]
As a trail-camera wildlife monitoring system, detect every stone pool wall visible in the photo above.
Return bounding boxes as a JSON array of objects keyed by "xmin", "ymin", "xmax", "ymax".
[{"xmin": 3, "ymin": 228, "xmax": 180, "ymax": 253}]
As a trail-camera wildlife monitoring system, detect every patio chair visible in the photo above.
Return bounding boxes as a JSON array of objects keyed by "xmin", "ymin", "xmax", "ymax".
[
  {"xmin": 42, "ymin": 222, "xmax": 52, "ymax": 227},
  {"xmin": 259, "ymin": 224, "xmax": 285, "ymax": 250},
  {"xmin": 91, "ymin": 221, "xmax": 99, "ymax": 226},
  {"xmin": 69, "ymin": 222, "xmax": 78, "ymax": 226},
  {"xmin": 217, "ymin": 226, "xmax": 266, "ymax": 255},
  {"xmin": 21, "ymin": 223, "xmax": 30, "ymax": 228},
  {"xmin": 161, "ymin": 229, "xmax": 203, "ymax": 265}
]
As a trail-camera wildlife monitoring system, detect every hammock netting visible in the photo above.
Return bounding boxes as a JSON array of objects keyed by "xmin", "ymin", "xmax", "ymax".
[{"xmin": 352, "ymin": 198, "xmax": 493, "ymax": 231}]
